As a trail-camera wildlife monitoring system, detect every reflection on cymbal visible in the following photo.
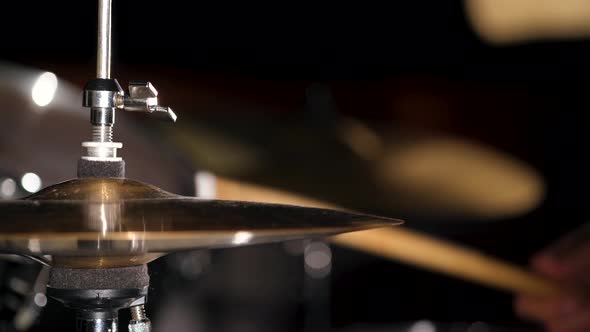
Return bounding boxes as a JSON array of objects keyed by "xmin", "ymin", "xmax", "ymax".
[{"xmin": 0, "ymin": 178, "xmax": 400, "ymax": 268}]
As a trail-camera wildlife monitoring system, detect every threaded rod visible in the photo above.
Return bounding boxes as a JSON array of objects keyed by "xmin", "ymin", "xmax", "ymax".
[
  {"xmin": 130, "ymin": 305, "xmax": 146, "ymax": 321},
  {"xmin": 92, "ymin": 125, "xmax": 113, "ymax": 143}
]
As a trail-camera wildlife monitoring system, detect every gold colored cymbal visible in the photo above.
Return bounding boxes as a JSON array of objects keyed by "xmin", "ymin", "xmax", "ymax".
[{"xmin": 0, "ymin": 178, "xmax": 400, "ymax": 268}]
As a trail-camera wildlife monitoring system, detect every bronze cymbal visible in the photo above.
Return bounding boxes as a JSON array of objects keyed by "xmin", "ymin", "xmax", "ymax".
[{"xmin": 0, "ymin": 178, "xmax": 400, "ymax": 268}]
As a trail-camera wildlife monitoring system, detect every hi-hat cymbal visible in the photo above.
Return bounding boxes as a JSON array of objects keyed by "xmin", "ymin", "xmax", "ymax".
[{"xmin": 0, "ymin": 178, "xmax": 400, "ymax": 268}]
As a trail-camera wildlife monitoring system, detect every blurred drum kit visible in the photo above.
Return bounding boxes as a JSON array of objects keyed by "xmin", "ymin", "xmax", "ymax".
[{"xmin": 0, "ymin": 1, "xmax": 569, "ymax": 332}]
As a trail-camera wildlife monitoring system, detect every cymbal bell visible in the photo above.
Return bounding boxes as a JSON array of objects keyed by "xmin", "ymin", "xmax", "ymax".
[{"xmin": 0, "ymin": 178, "xmax": 400, "ymax": 268}]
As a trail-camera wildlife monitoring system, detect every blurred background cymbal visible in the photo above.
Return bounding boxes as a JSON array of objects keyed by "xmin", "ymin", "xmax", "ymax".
[{"xmin": 168, "ymin": 110, "xmax": 545, "ymax": 225}]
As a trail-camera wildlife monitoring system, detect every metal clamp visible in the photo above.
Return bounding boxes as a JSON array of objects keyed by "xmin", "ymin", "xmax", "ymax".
[
  {"xmin": 80, "ymin": 78, "xmax": 176, "ymax": 161},
  {"xmin": 118, "ymin": 81, "xmax": 177, "ymax": 122},
  {"xmin": 83, "ymin": 79, "xmax": 176, "ymax": 122}
]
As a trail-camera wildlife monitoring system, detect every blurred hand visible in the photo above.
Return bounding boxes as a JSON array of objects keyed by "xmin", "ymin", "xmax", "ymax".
[{"xmin": 515, "ymin": 224, "xmax": 590, "ymax": 332}]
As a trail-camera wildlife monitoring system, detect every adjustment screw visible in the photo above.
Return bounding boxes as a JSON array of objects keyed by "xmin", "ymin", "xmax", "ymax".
[{"xmin": 129, "ymin": 305, "xmax": 151, "ymax": 332}]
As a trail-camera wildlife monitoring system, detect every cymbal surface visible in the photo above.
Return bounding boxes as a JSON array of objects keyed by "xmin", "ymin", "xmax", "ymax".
[{"xmin": 0, "ymin": 178, "xmax": 400, "ymax": 268}]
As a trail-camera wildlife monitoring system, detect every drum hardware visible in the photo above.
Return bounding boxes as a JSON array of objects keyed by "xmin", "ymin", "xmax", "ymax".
[
  {"xmin": 0, "ymin": 256, "xmax": 49, "ymax": 332},
  {"xmin": 46, "ymin": 266, "xmax": 149, "ymax": 332},
  {"xmin": 0, "ymin": 171, "xmax": 48, "ymax": 332},
  {"xmin": 80, "ymin": 0, "xmax": 175, "ymax": 173},
  {"xmin": 0, "ymin": 1, "xmax": 400, "ymax": 331}
]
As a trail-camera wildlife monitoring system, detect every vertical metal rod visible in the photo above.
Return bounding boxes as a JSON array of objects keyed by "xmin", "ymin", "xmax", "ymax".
[
  {"xmin": 97, "ymin": 0, "xmax": 112, "ymax": 79},
  {"xmin": 94, "ymin": 0, "xmax": 114, "ymax": 143},
  {"xmin": 76, "ymin": 311, "xmax": 118, "ymax": 332},
  {"xmin": 76, "ymin": 318, "xmax": 118, "ymax": 332}
]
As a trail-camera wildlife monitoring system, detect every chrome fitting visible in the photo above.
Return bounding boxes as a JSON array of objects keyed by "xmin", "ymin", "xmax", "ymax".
[
  {"xmin": 81, "ymin": 141, "xmax": 122, "ymax": 162},
  {"xmin": 128, "ymin": 305, "xmax": 151, "ymax": 332}
]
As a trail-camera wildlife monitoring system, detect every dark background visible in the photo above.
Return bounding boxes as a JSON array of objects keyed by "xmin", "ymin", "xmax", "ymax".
[{"xmin": 1, "ymin": 1, "xmax": 589, "ymax": 331}]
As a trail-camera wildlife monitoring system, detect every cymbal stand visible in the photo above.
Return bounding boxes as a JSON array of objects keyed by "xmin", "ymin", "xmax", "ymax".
[
  {"xmin": 79, "ymin": 0, "xmax": 176, "ymax": 179},
  {"xmin": 48, "ymin": 1, "xmax": 177, "ymax": 331}
]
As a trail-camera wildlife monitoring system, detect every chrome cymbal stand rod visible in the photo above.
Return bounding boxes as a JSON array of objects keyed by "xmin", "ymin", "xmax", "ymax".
[
  {"xmin": 97, "ymin": 0, "xmax": 111, "ymax": 80},
  {"xmin": 77, "ymin": 311, "xmax": 118, "ymax": 332},
  {"xmin": 91, "ymin": 0, "xmax": 115, "ymax": 144}
]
